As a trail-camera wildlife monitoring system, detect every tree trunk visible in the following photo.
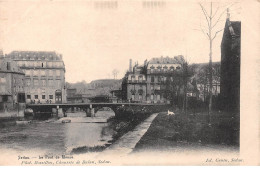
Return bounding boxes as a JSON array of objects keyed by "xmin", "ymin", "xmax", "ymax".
[{"xmin": 208, "ymin": 4, "xmax": 213, "ymax": 124}]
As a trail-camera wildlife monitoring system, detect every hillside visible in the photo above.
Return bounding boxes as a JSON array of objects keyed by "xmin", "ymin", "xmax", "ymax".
[{"xmin": 66, "ymin": 79, "xmax": 122, "ymax": 97}]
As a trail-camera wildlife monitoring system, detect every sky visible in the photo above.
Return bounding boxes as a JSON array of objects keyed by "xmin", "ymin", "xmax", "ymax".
[{"xmin": 0, "ymin": 0, "xmax": 241, "ymax": 83}]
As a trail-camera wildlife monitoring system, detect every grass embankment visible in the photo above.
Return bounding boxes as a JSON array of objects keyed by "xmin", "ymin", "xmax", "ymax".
[
  {"xmin": 107, "ymin": 105, "xmax": 170, "ymax": 142},
  {"xmin": 134, "ymin": 109, "xmax": 239, "ymax": 152},
  {"xmin": 71, "ymin": 105, "xmax": 170, "ymax": 154}
]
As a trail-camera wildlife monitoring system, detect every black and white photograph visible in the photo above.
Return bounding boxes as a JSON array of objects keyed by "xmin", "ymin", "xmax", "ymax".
[{"xmin": 0, "ymin": 0, "xmax": 259, "ymax": 166}]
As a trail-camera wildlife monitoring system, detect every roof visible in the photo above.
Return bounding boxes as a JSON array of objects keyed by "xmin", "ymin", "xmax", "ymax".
[
  {"xmin": 149, "ymin": 57, "xmax": 178, "ymax": 64},
  {"xmin": 148, "ymin": 55, "xmax": 186, "ymax": 65},
  {"xmin": 7, "ymin": 51, "xmax": 63, "ymax": 61},
  {"xmin": 230, "ymin": 21, "xmax": 241, "ymax": 36}
]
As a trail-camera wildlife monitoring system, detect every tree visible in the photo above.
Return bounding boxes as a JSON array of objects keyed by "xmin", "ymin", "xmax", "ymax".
[
  {"xmin": 112, "ymin": 69, "xmax": 119, "ymax": 79},
  {"xmin": 162, "ymin": 55, "xmax": 194, "ymax": 113},
  {"xmin": 198, "ymin": 1, "xmax": 236, "ymax": 123}
]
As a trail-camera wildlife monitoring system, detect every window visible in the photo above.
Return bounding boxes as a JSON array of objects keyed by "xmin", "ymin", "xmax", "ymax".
[
  {"xmin": 35, "ymin": 95, "xmax": 38, "ymax": 99},
  {"xmin": 48, "ymin": 80, "xmax": 53, "ymax": 86},
  {"xmin": 25, "ymin": 70, "xmax": 31, "ymax": 76},
  {"xmin": 131, "ymin": 75, "xmax": 135, "ymax": 82},
  {"xmin": 56, "ymin": 80, "xmax": 61, "ymax": 88},
  {"xmin": 157, "ymin": 94, "xmax": 160, "ymax": 100},
  {"xmin": 42, "ymin": 79, "xmax": 46, "ymax": 86},
  {"xmin": 42, "ymin": 95, "xmax": 45, "ymax": 99},
  {"xmin": 139, "ymin": 94, "xmax": 142, "ymax": 100},
  {"xmin": 7, "ymin": 62, "xmax": 11, "ymax": 70},
  {"xmin": 26, "ymin": 79, "xmax": 31, "ymax": 86},
  {"xmin": 33, "ymin": 79, "xmax": 38, "ymax": 86},
  {"xmin": 56, "ymin": 70, "xmax": 61, "ymax": 76},
  {"xmin": 158, "ymin": 76, "xmax": 161, "ymax": 82},
  {"xmin": 49, "ymin": 95, "xmax": 53, "ymax": 99},
  {"xmin": 37, "ymin": 61, "xmax": 41, "ymax": 67},
  {"xmin": 0, "ymin": 77, "xmax": 6, "ymax": 83},
  {"xmin": 2, "ymin": 95, "xmax": 8, "ymax": 102},
  {"xmin": 131, "ymin": 94, "xmax": 135, "ymax": 100},
  {"xmin": 151, "ymin": 76, "xmax": 154, "ymax": 82},
  {"xmin": 27, "ymin": 95, "xmax": 31, "ymax": 99},
  {"xmin": 33, "ymin": 70, "xmax": 38, "ymax": 76},
  {"xmin": 151, "ymin": 94, "xmax": 154, "ymax": 100},
  {"xmin": 18, "ymin": 93, "xmax": 25, "ymax": 103},
  {"xmin": 48, "ymin": 62, "xmax": 53, "ymax": 68},
  {"xmin": 49, "ymin": 70, "xmax": 53, "ymax": 76},
  {"xmin": 40, "ymin": 70, "xmax": 46, "ymax": 76},
  {"xmin": 138, "ymin": 75, "xmax": 143, "ymax": 81},
  {"xmin": 57, "ymin": 62, "xmax": 62, "ymax": 67}
]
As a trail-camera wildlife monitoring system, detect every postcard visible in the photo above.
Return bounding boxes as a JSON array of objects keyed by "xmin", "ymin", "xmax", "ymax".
[{"xmin": 0, "ymin": 0, "xmax": 259, "ymax": 166}]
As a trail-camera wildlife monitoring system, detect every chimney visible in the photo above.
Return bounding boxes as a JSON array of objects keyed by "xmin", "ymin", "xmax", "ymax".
[
  {"xmin": 129, "ymin": 59, "xmax": 132, "ymax": 72},
  {"xmin": 227, "ymin": 8, "xmax": 230, "ymax": 20}
]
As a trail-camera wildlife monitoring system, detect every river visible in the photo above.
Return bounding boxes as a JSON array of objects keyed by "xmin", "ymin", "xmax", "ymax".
[{"xmin": 0, "ymin": 111, "xmax": 115, "ymax": 155}]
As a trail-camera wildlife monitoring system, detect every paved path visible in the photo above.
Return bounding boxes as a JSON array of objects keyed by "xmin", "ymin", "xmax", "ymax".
[{"xmin": 102, "ymin": 113, "xmax": 158, "ymax": 157}]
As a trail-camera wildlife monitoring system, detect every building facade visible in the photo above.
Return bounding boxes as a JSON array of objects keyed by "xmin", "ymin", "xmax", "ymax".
[
  {"xmin": 146, "ymin": 57, "xmax": 182, "ymax": 103},
  {"xmin": 220, "ymin": 13, "xmax": 241, "ymax": 112},
  {"xmin": 122, "ymin": 56, "xmax": 183, "ymax": 103},
  {"xmin": 0, "ymin": 53, "xmax": 25, "ymax": 112},
  {"xmin": 6, "ymin": 51, "xmax": 67, "ymax": 104}
]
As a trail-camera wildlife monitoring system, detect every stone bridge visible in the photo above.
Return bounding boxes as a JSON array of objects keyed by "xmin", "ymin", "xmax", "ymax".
[{"xmin": 26, "ymin": 103, "xmax": 168, "ymax": 117}]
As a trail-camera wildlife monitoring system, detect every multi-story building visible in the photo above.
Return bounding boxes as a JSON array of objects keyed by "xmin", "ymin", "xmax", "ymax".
[
  {"xmin": 146, "ymin": 57, "xmax": 183, "ymax": 103},
  {"xmin": 6, "ymin": 51, "xmax": 67, "ymax": 104},
  {"xmin": 122, "ymin": 56, "xmax": 183, "ymax": 103},
  {"xmin": 0, "ymin": 52, "xmax": 25, "ymax": 112}
]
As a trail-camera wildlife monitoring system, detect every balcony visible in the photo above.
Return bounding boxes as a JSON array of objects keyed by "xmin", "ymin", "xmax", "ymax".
[
  {"xmin": 128, "ymin": 80, "xmax": 146, "ymax": 84},
  {"xmin": 148, "ymin": 69, "xmax": 182, "ymax": 75}
]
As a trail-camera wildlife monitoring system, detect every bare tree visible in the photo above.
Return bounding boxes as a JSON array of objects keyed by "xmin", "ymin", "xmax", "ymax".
[
  {"xmin": 112, "ymin": 69, "xmax": 119, "ymax": 80},
  {"xmin": 198, "ymin": 1, "xmax": 236, "ymax": 124}
]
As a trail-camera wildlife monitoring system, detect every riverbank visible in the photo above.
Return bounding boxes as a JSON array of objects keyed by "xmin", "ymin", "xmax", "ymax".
[
  {"xmin": 0, "ymin": 116, "xmax": 25, "ymax": 128},
  {"xmin": 102, "ymin": 113, "xmax": 158, "ymax": 156},
  {"xmin": 70, "ymin": 105, "xmax": 170, "ymax": 154},
  {"xmin": 133, "ymin": 110, "xmax": 240, "ymax": 152}
]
